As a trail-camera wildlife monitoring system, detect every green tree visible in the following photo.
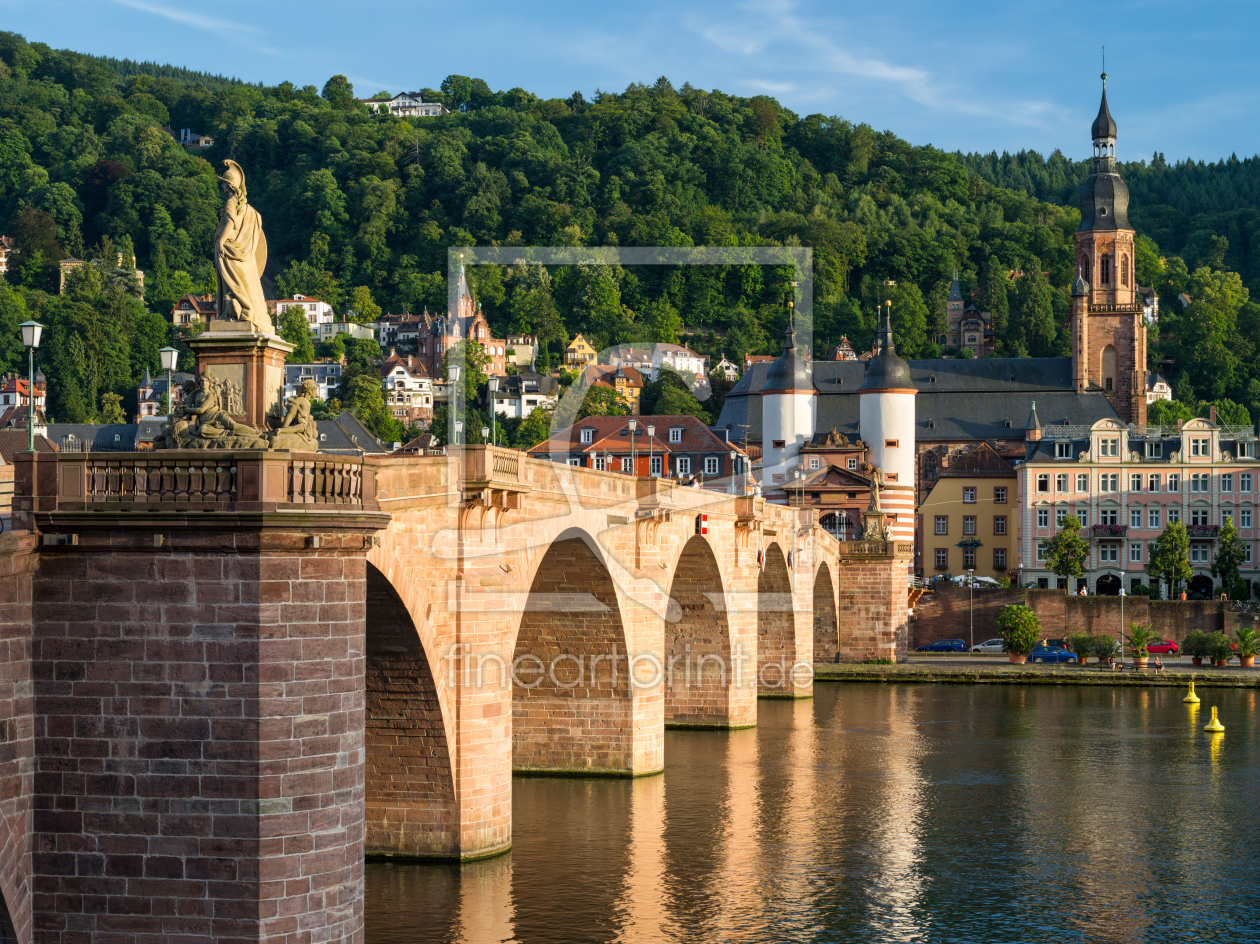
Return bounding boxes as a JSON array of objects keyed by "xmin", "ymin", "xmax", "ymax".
[
  {"xmin": 1042, "ymin": 514, "xmax": 1090, "ymax": 581},
  {"xmin": 1211, "ymin": 516, "xmax": 1247, "ymax": 598},
  {"xmin": 321, "ymin": 74, "xmax": 356, "ymax": 109},
  {"xmin": 346, "ymin": 286, "xmax": 381, "ymax": 323},
  {"xmin": 516, "ymin": 407, "xmax": 553, "ymax": 449},
  {"xmin": 279, "ymin": 307, "xmax": 316, "ymax": 364},
  {"xmin": 576, "ymin": 385, "xmax": 629, "ymax": 420},
  {"xmin": 1147, "ymin": 520, "xmax": 1192, "ymax": 597},
  {"xmin": 99, "ymin": 391, "xmax": 126, "ymax": 423}
]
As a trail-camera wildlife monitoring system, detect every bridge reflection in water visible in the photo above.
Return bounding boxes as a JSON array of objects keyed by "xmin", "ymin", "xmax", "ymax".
[{"xmin": 364, "ymin": 685, "xmax": 1260, "ymax": 944}]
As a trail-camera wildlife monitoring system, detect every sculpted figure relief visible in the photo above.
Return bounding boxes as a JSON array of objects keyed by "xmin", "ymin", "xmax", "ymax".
[
  {"xmin": 214, "ymin": 160, "xmax": 273, "ymax": 334},
  {"xmin": 268, "ymin": 379, "xmax": 321, "ymax": 452},
  {"xmin": 177, "ymin": 371, "xmax": 268, "ymax": 449}
]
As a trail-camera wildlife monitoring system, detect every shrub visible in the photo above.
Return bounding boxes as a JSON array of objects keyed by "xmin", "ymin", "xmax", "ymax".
[
  {"xmin": 1235, "ymin": 627, "xmax": 1259, "ymax": 659},
  {"xmin": 1068, "ymin": 632, "xmax": 1094, "ymax": 658},
  {"xmin": 1183, "ymin": 629, "xmax": 1211, "ymax": 659},
  {"xmin": 1124, "ymin": 622, "xmax": 1157, "ymax": 657},
  {"xmin": 1206, "ymin": 632, "xmax": 1234, "ymax": 664},
  {"xmin": 995, "ymin": 604, "xmax": 1042, "ymax": 656},
  {"xmin": 1092, "ymin": 634, "xmax": 1120, "ymax": 661}
]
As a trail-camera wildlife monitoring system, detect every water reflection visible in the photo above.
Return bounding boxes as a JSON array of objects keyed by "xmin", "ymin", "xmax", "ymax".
[{"xmin": 366, "ymin": 685, "xmax": 1260, "ymax": 943}]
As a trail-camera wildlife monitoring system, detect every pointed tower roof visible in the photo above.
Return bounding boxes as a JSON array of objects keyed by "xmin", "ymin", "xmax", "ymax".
[
  {"xmin": 1026, "ymin": 400, "xmax": 1042, "ymax": 431},
  {"xmin": 762, "ymin": 307, "xmax": 812, "ymax": 393},
  {"xmin": 1071, "ymin": 267, "xmax": 1090, "ymax": 297},
  {"xmin": 1091, "ymin": 73, "xmax": 1117, "ymax": 140},
  {"xmin": 857, "ymin": 306, "xmax": 912, "ymax": 392},
  {"xmin": 947, "ymin": 276, "xmax": 963, "ymax": 302}
]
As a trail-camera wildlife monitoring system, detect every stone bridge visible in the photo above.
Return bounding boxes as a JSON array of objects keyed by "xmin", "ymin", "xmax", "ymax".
[{"xmin": 0, "ymin": 447, "xmax": 910, "ymax": 944}]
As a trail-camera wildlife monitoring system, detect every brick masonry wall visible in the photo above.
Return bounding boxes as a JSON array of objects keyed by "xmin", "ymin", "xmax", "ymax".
[
  {"xmin": 664, "ymin": 536, "xmax": 734, "ymax": 726},
  {"xmin": 364, "ymin": 564, "xmax": 455, "ymax": 859},
  {"xmin": 512, "ymin": 538, "xmax": 634, "ymax": 773},
  {"xmin": 30, "ymin": 542, "xmax": 367, "ymax": 944},
  {"xmin": 757, "ymin": 545, "xmax": 796, "ymax": 695},
  {"xmin": 836, "ymin": 557, "xmax": 909, "ymax": 662},
  {"xmin": 912, "ymin": 587, "xmax": 1237, "ymax": 648},
  {"xmin": 812, "ymin": 562, "xmax": 839, "ymax": 663},
  {"xmin": 0, "ymin": 534, "xmax": 37, "ymax": 944}
]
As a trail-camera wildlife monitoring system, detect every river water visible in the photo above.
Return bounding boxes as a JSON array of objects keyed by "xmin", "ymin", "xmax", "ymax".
[{"xmin": 365, "ymin": 683, "xmax": 1260, "ymax": 943}]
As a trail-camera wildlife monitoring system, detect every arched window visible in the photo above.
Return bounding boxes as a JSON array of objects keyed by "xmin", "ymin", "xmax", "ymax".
[
  {"xmin": 1101, "ymin": 344, "xmax": 1117, "ymax": 393},
  {"xmin": 1121, "ymin": 255, "xmax": 1129, "ymax": 287},
  {"xmin": 1100, "ymin": 255, "xmax": 1111, "ymax": 285},
  {"xmin": 1081, "ymin": 256, "xmax": 1091, "ymax": 283}
]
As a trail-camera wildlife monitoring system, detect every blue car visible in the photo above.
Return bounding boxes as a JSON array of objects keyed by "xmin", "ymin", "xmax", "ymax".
[
  {"xmin": 1030, "ymin": 645, "xmax": 1078, "ymax": 664},
  {"xmin": 916, "ymin": 638, "xmax": 967, "ymax": 652}
]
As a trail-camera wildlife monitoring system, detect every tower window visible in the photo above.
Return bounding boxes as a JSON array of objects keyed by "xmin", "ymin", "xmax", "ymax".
[
  {"xmin": 1121, "ymin": 255, "xmax": 1129, "ymax": 287},
  {"xmin": 1101, "ymin": 255, "xmax": 1111, "ymax": 285},
  {"xmin": 885, "ymin": 440, "xmax": 898, "ymax": 448}
]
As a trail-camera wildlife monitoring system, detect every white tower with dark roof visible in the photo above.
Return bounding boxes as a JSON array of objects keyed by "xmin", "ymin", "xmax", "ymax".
[
  {"xmin": 857, "ymin": 307, "xmax": 916, "ymax": 545},
  {"xmin": 759, "ymin": 311, "xmax": 816, "ymax": 493}
]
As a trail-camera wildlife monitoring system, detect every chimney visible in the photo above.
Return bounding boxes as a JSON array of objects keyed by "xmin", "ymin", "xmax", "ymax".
[{"xmin": 1210, "ymin": 405, "xmax": 1218, "ymax": 425}]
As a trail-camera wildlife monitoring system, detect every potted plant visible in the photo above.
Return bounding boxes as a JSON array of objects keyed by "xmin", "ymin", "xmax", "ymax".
[
  {"xmin": 1205, "ymin": 632, "xmax": 1233, "ymax": 667},
  {"xmin": 995, "ymin": 604, "xmax": 1041, "ymax": 664},
  {"xmin": 1234, "ymin": 627, "xmax": 1258, "ymax": 668},
  {"xmin": 1092, "ymin": 634, "xmax": 1120, "ymax": 666},
  {"xmin": 1183, "ymin": 629, "xmax": 1209, "ymax": 667},
  {"xmin": 1068, "ymin": 632, "xmax": 1094, "ymax": 665},
  {"xmin": 1124, "ymin": 622, "xmax": 1157, "ymax": 669}
]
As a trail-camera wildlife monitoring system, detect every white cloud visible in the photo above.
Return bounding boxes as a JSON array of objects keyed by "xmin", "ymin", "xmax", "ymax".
[{"xmin": 109, "ymin": 0, "xmax": 261, "ymax": 36}]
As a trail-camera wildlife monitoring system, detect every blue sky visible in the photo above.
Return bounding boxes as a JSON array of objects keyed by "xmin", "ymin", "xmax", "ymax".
[{"xmin": 4, "ymin": 0, "xmax": 1257, "ymax": 162}]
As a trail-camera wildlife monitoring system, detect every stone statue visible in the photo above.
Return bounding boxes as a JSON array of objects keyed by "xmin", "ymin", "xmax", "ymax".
[
  {"xmin": 181, "ymin": 370, "xmax": 268, "ymax": 449},
  {"xmin": 268, "ymin": 379, "xmax": 321, "ymax": 452},
  {"xmin": 157, "ymin": 379, "xmax": 198, "ymax": 449},
  {"xmin": 867, "ymin": 465, "xmax": 883, "ymax": 512},
  {"xmin": 214, "ymin": 160, "xmax": 273, "ymax": 335},
  {"xmin": 222, "ymin": 379, "xmax": 245, "ymax": 415}
]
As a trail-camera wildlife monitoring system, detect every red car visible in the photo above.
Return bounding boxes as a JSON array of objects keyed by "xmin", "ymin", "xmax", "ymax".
[{"xmin": 1146, "ymin": 638, "xmax": 1178, "ymax": 655}]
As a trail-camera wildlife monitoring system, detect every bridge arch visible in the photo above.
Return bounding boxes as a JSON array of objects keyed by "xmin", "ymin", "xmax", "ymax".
[
  {"xmin": 364, "ymin": 562, "xmax": 457, "ymax": 857},
  {"xmin": 813, "ymin": 561, "xmax": 839, "ymax": 663},
  {"xmin": 664, "ymin": 535, "xmax": 734, "ymax": 727},
  {"xmin": 757, "ymin": 542, "xmax": 797, "ymax": 696},
  {"xmin": 512, "ymin": 528, "xmax": 650, "ymax": 775}
]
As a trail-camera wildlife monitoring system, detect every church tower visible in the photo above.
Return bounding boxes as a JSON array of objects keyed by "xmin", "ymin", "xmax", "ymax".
[{"xmin": 1071, "ymin": 73, "xmax": 1147, "ymax": 426}]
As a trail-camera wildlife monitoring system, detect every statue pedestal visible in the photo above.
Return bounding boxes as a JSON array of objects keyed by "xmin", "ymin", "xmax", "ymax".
[
  {"xmin": 190, "ymin": 325, "xmax": 294, "ymax": 429},
  {"xmin": 861, "ymin": 510, "xmax": 887, "ymax": 541}
]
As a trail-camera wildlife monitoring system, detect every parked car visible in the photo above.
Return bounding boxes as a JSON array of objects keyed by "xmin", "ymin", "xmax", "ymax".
[
  {"xmin": 972, "ymin": 638, "xmax": 1004, "ymax": 653},
  {"xmin": 1030, "ymin": 645, "xmax": 1078, "ymax": 664},
  {"xmin": 917, "ymin": 638, "xmax": 968, "ymax": 652},
  {"xmin": 1145, "ymin": 638, "xmax": 1178, "ymax": 655},
  {"xmin": 1045, "ymin": 638, "xmax": 1068, "ymax": 649}
]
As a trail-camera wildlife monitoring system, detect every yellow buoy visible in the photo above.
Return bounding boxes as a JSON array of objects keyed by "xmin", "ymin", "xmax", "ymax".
[
  {"xmin": 1183, "ymin": 681, "xmax": 1200, "ymax": 704},
  {"xmin": 1204, "ymin": 706, "xmax": 1225, "ymax": 732}
]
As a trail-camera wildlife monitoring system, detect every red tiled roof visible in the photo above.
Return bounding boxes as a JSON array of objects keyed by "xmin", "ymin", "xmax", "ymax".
[
  {"xmin": 527, "ymin": 414, "xmax": 743, "ymax": 458},
  {"xmin": 0, "ymin": 428, "xmax": 55, "ymax": 462}
]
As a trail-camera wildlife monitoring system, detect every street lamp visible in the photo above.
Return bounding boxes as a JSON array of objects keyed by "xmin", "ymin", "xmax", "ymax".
[
  {"xmin": 647, "ymin": 425, "xmax": 655, "ymax": 478},
  {"xmin": 729, "ymin": 450, "xmax": 737, "ymax": 495},
  {"xmin": 20, "ymin": 321, "xmax": 43, "ymax": 452},
  {"xmin": 454, "ymin": 420, "xmax": 463, "ymax": 446},
  {"xmin": 1118, "ymin": 587, "xmax": 1126, "ymax": 667},
  {"xmin": 448, "ymin": 365, "xmax": 461, "ymax": 446},
  {"xmin": 967, "ymin": 567, "xmax": 975, "ymax": 658},
  {"xmin": 792, "ymin": 468, "xmax": 804, "ymax": 511},
  {"xmin": 159, "ymin": 346, "xmax": 179, "ymax": 417},
  {"xmin": 481, "ymin": 425, "xmax": 489, "ymax": 444},
  {"xmin": 628, "ymin": 418, "xmax": 637, "ymax": 476},
  {"xmin": 487, "ymin": 376, "xmax": 499, "ymax": 445}
]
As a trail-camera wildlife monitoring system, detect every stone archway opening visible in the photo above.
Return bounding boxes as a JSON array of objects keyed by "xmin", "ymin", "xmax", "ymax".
[
  {"xmin": 664, "ymin": 535, "xmax": 733, "ymax": 727},
  {"xmin": 1096, "ymin": 574, "xmax": 1121, "ymax": 596},
  {"xmin": 812, "ymin": 562, "xmax": 839, "ymax": 663},
  {"xmin": 365, "ymin": 563, "xmax": 456, "ymax": 858},
  {"xmin": 1189, "ymin": 574, "xmax": 1214, "ymax": 599},
  {"xmin": 757, "ymin": 543, "xmax": 796, "ymax": 697},
  {"xmin": 0, "ymin": 886, "xmax": 15, "ymax": 944},
  {"xmin": 514, "ymin": 533, "xmax": 636, "ymax": 774}
]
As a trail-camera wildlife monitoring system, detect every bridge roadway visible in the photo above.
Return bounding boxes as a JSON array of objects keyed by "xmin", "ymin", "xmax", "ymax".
[{"xmin": 0, "ymin": 446, "xmax": 910, "ymax": 944}]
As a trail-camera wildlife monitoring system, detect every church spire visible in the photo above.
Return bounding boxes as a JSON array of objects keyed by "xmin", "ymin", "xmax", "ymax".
[{"xmin": 1092, "ymin": 72, "xmax": 1117, "ymax": 145}]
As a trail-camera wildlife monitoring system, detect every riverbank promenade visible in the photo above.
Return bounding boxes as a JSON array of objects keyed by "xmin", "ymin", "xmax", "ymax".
[{"xmin": 817, "ymin": 656, "xmax": 1260, "ymax": 688}]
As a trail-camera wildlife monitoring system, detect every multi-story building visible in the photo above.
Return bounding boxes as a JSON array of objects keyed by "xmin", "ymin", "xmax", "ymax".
[
  {"xmin": 1147, "ymin": 372, "xmax": 1172, "ymax": 403},
  {"xmin": 379, "ymin": 312, "xmax": 424, "ymax": 348},
  {"xmin": 357, "ymin": 92, "xmax": 449, "ymax": 117},
  {"xmin": 416, "ymin": 265, "xmax": 507, "ymax": 377},
  {"xmin": 171, "ymin": 293, "xmax": 216, "ymax": 326},
  {"xmin": 380, "ymin": 350, "xmax": 433, "ymax": 425},
  {"xmin": 565, "ymin": 334, "xmax": 597, "ymax": 366},
  {"xmin": 918, "ymin": 442, "xmax": 1018, "ymax": 581},
  {"xmin": 317, "ymin": 321, "xmax": 376, "ymax": 345},
  {"xmin": 283, "ymin": 362, "xmax": 343, "ymax": 401},
  {"xmin": 0, "ymin": 236, "xmax": 16, "ymax": 276},
  {"xmin": 579, "ymin": 364, "xmax": 644, "ymax": 413},
  {"xmin": 1017, "ymin": 411, "xmax": 1260, "ymax": 598},
  {"xmin": 275, "ymin": 295, "xmax": 336, "ymax": 330},
  {"xmin": 528, "ymin": 414, "xmax": 747, "ymax": 486},
  {"xmin": 0, "ymin": 372, "xmax": 46, "ymax": 423},
  {"xmin": 136, "ymin": 368, "xmax": 193, "ymax": 419},
  {"xmin": 651, "ymin": 342, "xmax": 706, "ymax": 382},
  {"xmin": 490, "ymin": 371, "xmax": 558, "ymax": 420},
  {"xmin": 506, "ymin": 334, "xmax": 538, "ymax": 369}
]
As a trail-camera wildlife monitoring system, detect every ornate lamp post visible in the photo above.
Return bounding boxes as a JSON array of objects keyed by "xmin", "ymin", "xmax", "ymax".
[
  {"xmin": 20, "ymin": 320, "xmax": 43, "ymax": 451},
  {"xmin": 1118, "ymin": 587, "xmax": 1126, "ymax": 666},
  {"xmin": 454, "ymin": 420, "xmax": 463, "ymax": 446},
  {"xmin": 481, "ymin": 425, "xmax": 489, "ymax": 444},
  {"xmin": 792, "ymin": 468, "xmax": 803, "ymax": 510},
  {"xmin": 968, "ymin": 567, "xmax": 975, "ymax": 658},
  {"xmin": 448, "ymin": 365, "xmax": 461, "ymax": 445},
  {"xmin": 628, "ymin": 418, "xmax": 637, "ymax": 476},
  {"xmin": 159, "ymin": 346, "xmax": 179, "ymax": 417},
  {"xmin": 647, "ymin": 425, "xmax": 655, "ymax": 478},
  {"xmin": 729, "ymin": 450, "xmax": 737, "ymax": 495}
]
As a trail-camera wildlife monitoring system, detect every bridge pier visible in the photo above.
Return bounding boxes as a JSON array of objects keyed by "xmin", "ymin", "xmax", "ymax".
[{"xmin": 835, "ymin": 542, "xmax": 913, "ymax": 662}]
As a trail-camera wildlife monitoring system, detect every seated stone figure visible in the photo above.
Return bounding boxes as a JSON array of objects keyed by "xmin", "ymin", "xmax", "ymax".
[
  {"xmin": 268, "ymin": 378, "xmax": 320, "ymax": 452},
  {"xmin": 183, "ymin": 371, "xmax": 269, "ymax": 449}
]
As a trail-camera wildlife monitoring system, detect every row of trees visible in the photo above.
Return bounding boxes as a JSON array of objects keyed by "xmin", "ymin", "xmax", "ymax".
[{"xmin": 1041, "ymin": 514, "xmax": 1249, "ymax": 599}]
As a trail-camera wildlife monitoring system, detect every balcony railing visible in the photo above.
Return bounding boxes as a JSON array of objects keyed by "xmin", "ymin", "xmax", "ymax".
[
  {"xmin": 1091, "ymin": 524, "xmax": 1128, "ymax": 536},
  {"xmin": 1186, "ymin": 524, "xmax": 1220, "ymax": 537}
]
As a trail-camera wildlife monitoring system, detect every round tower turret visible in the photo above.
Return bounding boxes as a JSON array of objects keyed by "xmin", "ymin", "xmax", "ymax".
[{"xmin": 858, "ymin": 304, "xmax": 916, "ymax": 544}]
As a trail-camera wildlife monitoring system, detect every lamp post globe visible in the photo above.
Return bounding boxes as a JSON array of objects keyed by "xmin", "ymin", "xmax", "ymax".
[
  {"xmin": 647, "ymin": 425, "xmax": 655, "ymax": 478},
  {"xmin": 158, "ymin": 346, "xmax": 179, "ymax": 417},
  {"xmin": 20, "ymin": 321, "xmax": 43, "ymax": 452},
  {"xmin": 487, "ymin": 376, "xmax": 499, "ymax": 444},
  {"xmin": 628, "ymin": 419, "xmax": 637, "ymax": 476}
]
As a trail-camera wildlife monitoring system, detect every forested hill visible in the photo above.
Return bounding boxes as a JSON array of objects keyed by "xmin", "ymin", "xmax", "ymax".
[
  {"xmin": 958, "ymin": 149, "xmax": 1260, "ymax": 288},
  {"xmin": 2, "ymin": 28, "xmax": 1260, "ymax": 429}
]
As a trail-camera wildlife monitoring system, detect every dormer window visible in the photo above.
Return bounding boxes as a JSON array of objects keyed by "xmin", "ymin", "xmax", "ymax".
[
  {"xmin": 580, "ymin": 428, "xmax": 594, "ymax": 444},
  {"xmin": 669, "ymin": 427, "xmax": 683, "ymax": 444},
  {"xmin": 1055, "ymin": 441, "xmax": 1072, "ymax": 459}
]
